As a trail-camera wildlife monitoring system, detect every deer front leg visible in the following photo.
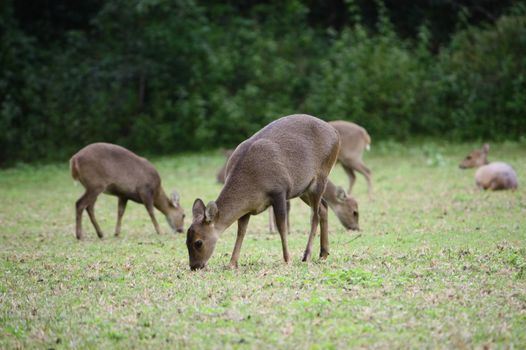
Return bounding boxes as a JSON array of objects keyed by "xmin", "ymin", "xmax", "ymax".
[
  {"xmin": 143, "ymin": 195, "xmax": 163, "ymax": 235},
  {"xmin": 229, "ymin": 214, "xmax": 250, "ymax": 269},
  {"xmin": 115, "ymin": 197, "xmax": 128, "ymax": 236},
  {"xmin": 272, "ymin": 193, "xmax": 291, "ymax": 264},
  {"xmin": 319, "ymin": 199, "xmax": 329, "ymax": 259},
  {"xmin": 301, "ymin": 180, "xmax": 326, "ymax": 262},
  {"xmin": 268, "ymin": 208, "xmax": 276, "ymax": 233}
]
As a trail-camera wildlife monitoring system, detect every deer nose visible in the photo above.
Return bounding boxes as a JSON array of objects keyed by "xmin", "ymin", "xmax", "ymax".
[{"xmin": 177, "ymin": 228, "xmax": 184, "ymax": 233}]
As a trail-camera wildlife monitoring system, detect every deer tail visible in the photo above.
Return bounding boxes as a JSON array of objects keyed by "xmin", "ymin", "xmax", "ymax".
[
  {"xmin": 363, "ymin": 129, "xmax": 371, "ymax": 151},
  {"xmin": 70, "ymin": 157, "xmax": 80, "ymax": 182}
]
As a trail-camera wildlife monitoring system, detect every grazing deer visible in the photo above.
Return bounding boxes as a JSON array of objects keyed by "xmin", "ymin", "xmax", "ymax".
[
  {"xmin": 269, "ymin": 180, "xmax": 359, "ymax": 232},
  {"xmin": 218, "ymin": 151, "xmax": 359, "ymax": 232},
  {"xmin": 216, "ymin": 149, "xmax": 234, "ymax": 184},
  {"xmin": 70, "ymin": 143, "xmax": 185, "ymax": 239},
  {"xmin": 186, "ymin": 114, "xmax": 340, "ymax": 270},
  {"xmin": 329, "ymin": 121, "xmax": 372, "ymax": 197},
  {"xmin": 459, "ymin": 143, "xmax": 518, "ymax": 190}
]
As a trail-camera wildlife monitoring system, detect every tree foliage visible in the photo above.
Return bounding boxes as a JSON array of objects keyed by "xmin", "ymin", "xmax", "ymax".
[{"xmin": 1, "ymin": 0, "xmax": 525, "ymax": 165}]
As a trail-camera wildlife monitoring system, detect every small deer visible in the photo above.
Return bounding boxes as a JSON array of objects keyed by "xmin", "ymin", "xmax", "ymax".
[
  {"xmin": 269, "ymin": 180, "xmax": 359, "ymax": 232},
  {"xmin": 459, "ymin": 143, "xmax": 518, "ymax": 190},
  {"xmin": 70, "ymin": 143, "xmax": 185, "ymax": 239},
  {"xmin": 329, "ymin": 121, "xmax": 372, "ymax": 197},
  {"xmin": 186, "ymin": 114, "xmax": 340, "ymax": 270}
]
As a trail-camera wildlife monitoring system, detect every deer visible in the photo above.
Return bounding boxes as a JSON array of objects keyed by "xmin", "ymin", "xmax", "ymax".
[
  {"xmin": 186, "ymin": 114, "xmax": 340, "ymax": 270},
  {"xmin": 217, "ymin": 150, "xmax": 359, "ymax": 232},
  {"xmin": 269, "ymin": 180, "xmax": 359, "ymax": 232},
  {"xmin": 459, "ymin": 143, "xmax": 518, "ymax": 190},
  {"xmin": 70, "ymin": 143, "xmax": 185, "ymax": 239},
  {"xmin": 328, "ymin": 121, "xmax": 372, "ymax": 197}
]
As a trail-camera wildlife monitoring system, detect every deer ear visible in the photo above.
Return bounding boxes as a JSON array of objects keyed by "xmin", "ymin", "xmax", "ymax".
[
  {"xmin": 336, "ymin": 186, "xmax": 347, "ymax": 202},
  {"xmin": 192, "ymin": 199, "xmax": 206, "ymax": 220},
  {"xmin": 205, "ymin": 201, "xmax": 218, "ymax": 223},
  {"xmin": 482, "ymin": 143, "xmax": 490, "ymax": 154},
  {"xmin": 171, "ymin": 191, "xmax": 180, "ymax": 208}
]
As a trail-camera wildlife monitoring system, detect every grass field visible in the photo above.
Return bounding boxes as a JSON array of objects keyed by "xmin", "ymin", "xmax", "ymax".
[{"xmin": 1, "ymin": 141, "xmax": 525, "ymax": 349}]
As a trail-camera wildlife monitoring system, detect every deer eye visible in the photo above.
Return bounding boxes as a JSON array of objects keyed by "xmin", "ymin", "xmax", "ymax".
[
  {"xmin": 467, "ymin": 156, "xmax": 472, "ymax": 160},
  {"xmin": 183, "ymin": 214, "xmax": 186, "ymax": 219},
  {"xmin": 194, "ymin": 240, "xmax": 203, "ymax": 249},
  {"xmin": 353, "ymin": 211, "xmax": 358, "ymax": 217}
]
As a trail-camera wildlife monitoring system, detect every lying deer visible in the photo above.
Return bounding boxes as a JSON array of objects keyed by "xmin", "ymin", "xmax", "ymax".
[
  {"xmin": 269, "ymin": 180, "xmax": 359, "ymax": 232},
  {"xmin": 186, "ymin": 114, "xmax": 340, "ymax": 270},
  {"xmin": 329, "ymin": 121, "xmax": 372, "ymax": 197},
  {"xmin": 70, "ymin": 143, "xmax": 185, "ymax": 239},
  {"xmin": 459, "ymin": 143, "xmax": 518, "ymax": 190}
]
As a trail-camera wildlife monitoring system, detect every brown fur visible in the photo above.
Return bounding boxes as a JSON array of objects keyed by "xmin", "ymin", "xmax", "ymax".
[
  {"xmin": 187, "ymin": 114, "xmax": 341, "ymax": 270},
  {"xmin": 329, "ymin": 120, "xmax": 372, "ymax": 197},
  {"xmin": 70, "ymin": 143, "xmax": 185, "ymax": 239},
  {"xmin": 459, "ymin": 143, "xmax": 518, "ymax": 190}
]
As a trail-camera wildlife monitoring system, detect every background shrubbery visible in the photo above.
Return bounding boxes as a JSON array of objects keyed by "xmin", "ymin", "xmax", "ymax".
[{"xmin": 1, "ymin": 0, "xmax": 525, "ymax": 165}]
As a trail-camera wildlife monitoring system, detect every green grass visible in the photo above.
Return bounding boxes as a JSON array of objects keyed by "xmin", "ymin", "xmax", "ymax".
[{"xmin": 1, "ymin": 141, "xmax": 525, "ymax": 349}]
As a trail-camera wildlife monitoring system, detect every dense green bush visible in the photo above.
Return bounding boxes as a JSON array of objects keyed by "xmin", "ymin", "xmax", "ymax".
[
  {"xmin": 433, "ymin": 14, "xmax": 526, "ymax": 140},
  {"xmin": 304, "ymin": 24, "xmax": 427, "ymax": 140},
  {"xmin": 1, "ymin": 0, "xmax": 525, "ymax": 165}
]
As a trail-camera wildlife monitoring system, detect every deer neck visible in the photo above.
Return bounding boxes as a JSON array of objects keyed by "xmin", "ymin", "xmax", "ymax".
[
  {"xmin": 322, "ymin": 180, "xmax": 337, "ymax": 206},
  {"xmin": 213, "ymin": 182, "xmax": 259, "ymax": 234},
  {"xmin": 154, "ymin": 188, "xmax": 171, "ymax": 216}
]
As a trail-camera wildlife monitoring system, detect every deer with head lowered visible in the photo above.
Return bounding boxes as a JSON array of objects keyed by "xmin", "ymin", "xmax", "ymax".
[
  {"xmin": 187, "ymin": 114, "xmax": 340, "ymax": 270},
  {"xmin": 459, "ymin": 143, "xmax": 518, "ymax": 190},
  {"xmin": 70, "ymin": 143, "xmax": 185, "ymax": 239},
  {"xmin": 269, "ymin": 180, "xmax": 360, "ymax": 232}
]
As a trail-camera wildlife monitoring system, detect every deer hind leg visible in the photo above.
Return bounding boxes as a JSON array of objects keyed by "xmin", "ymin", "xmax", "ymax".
[
  {"xmin": 342, "ymin": 163, "xmax": 357, "ymax": 194},
  {"xmin": 300, "ymin": 180, "xmax": 326, "ymax": 262},
  {"xmin": 271, "ymin": 193, "xmax": 291, "ymax": 264},
  {"xmin": 75, "ymin": 188, "xmax": 103, "ymax": 240},
  {"xmin": 86, "ymin": 200, "xmax": 104, "ymax": 239},
  {"xmin": 351, "ymin": 160, "xmax": 373, "ymax": 198}
]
